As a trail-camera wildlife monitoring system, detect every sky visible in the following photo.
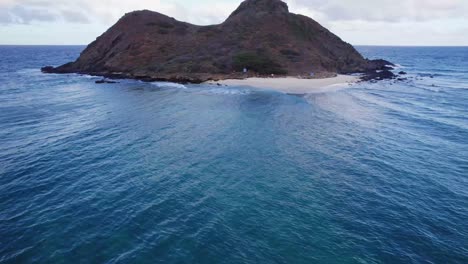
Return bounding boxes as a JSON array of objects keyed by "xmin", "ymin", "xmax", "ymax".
[{"xmin": 0, "ymin": 0, "xmax": 467, "ymax": 46}]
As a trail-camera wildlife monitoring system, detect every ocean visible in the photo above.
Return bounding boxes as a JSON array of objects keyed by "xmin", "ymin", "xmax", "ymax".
[{"xmin": 0, "ymin": 46, "xmax": 467, "ymax": 263}]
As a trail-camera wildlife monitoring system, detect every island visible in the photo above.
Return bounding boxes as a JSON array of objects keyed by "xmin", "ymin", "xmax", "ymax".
[{"xmin": 42, "ymin": 0, "xmax": 395, "ymax": 85}]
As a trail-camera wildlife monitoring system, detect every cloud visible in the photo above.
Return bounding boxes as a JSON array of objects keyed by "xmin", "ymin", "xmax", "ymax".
[
  {"xmin": 0, "ymin": 0, "xmax": 467, "ymax": 45},
  {"xmin": 289, "ymin": 0, "xmax": 468, "ymax": 23},
  {"xmin": 0, "ymin": 0, "xmax": 90, "ymax": 24},
  {"xmin": 0, "ymin": 0, "xmax": 229, "ymax": 25},
  {"xmin": 1, "ymin": 0, "xmax": 467, "ymax": 26}
]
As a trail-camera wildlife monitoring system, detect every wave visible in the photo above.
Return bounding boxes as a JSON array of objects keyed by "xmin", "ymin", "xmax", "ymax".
[
  {"xmin": 15, "ymin": 68, "xmax": 40, "ymax": 74},
  {"xmin": 417, "ymin": 73, "xmax": 446, "ymax": 78},
  {"xmin": 150, "ymin": 82, "xmax": 187, "ymax": 89},
  {"xmin": 203, "ymin": 87, "xmax": 251, "ymax": 95},
  {"xmin": 78, "ymin": 74, "xmax": 100, "ymax": 79}
]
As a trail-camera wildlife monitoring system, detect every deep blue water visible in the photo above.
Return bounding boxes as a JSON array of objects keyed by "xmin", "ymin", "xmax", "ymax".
[{"xmin": 0, "ymin": 46, "xmax": 467, "ymax": 263}]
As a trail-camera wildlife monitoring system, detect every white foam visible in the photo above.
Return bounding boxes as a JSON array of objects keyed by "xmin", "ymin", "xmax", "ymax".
[
  {"xmin": 17, "ymin": 69, "xmax": 45, "ymax": 78},
  {"xmin": 80, "ymin": 74, "xmax": 99, "ymax": 79},
  {"xmin": 151, "ymin": 82, "xmax": 187, "ymax": 89}
]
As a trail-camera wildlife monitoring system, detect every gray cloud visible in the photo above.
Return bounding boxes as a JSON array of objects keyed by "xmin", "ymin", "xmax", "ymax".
[
  {"xmin": 0, "ymin": 0, "xmax": 90, "ymax": 24},
  {"xmin": 1, "ymin": 0, "xmax": 466, "ymax": 26},
  {"xmin": 0, "ymin": 5, "xmax": 56, "ymax": 24},
  {"xmin": 289, "ymin": 0, "xmax": 468, "ymax": 22},
  {"xmin": 60, "ymin": 9, "xmax": 90, "ymax": 23},
  {"xmin": 1, "ymin": 0, "xmax": 467, "ymax": 45}
]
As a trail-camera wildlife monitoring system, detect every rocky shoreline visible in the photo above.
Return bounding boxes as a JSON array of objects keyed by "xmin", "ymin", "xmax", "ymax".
[{"xmin": 41, "ymin": 58, "xmax": 398, "ymax": 84}]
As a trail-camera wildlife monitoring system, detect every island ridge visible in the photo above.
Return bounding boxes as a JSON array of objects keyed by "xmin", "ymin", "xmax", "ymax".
[{"xmin": 42, "ymin": 0, "xmax": 394, "ymax": 83}]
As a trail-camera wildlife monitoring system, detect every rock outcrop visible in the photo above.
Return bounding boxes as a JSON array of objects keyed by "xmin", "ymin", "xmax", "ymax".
[{"xmin": 42, "ymin": 0, "xmax": 393, "ymax": 82}]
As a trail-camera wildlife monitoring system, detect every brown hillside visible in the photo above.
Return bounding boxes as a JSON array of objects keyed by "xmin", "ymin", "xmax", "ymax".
[{"xmin": 43, "ymin": 0, "xmax": 392, "ymax": 83}]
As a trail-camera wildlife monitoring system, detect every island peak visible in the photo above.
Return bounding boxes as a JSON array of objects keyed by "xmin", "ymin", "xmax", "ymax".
[{"xmin": 228, "ymin": 0, "xmax": 289, "ymax": 19}]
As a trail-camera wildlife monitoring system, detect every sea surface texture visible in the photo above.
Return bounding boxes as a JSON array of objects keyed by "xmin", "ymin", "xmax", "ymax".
[{"xmin": 0, "ymin": 46, "xmax": 467, "ymax": 263}]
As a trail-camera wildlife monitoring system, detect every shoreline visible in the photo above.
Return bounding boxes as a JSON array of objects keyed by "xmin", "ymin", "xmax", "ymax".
[
  {"xmin": 41, "ymin": 68, "xmax": 401, "ymax": 92},
  {"xmin": 206, "ymin": 75, "xmax": 359, "ymax": 94}
]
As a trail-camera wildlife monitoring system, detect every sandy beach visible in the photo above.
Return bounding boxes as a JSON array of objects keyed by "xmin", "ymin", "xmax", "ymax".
[{"xmin": 208, "ymin": 75, "xmax": 359, "ymax": 94}]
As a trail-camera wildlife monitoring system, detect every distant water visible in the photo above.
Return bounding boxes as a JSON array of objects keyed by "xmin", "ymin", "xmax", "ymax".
[{"xmin": 0, "ymin": 46, "xmax": 467, "ymax": 263}]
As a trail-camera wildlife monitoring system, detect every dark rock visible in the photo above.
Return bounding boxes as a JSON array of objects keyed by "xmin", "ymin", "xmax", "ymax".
[
  {"xmin": 42, "ymin": 0, "xmax": 393, "ymax": 83},
  {"xmin": 361, "ymin": 70, "xmax": 396, "ymax": 81},
  {"xmin": 95, "ymin": 79, "xmax": 118, "ymax": 84},
  {"xmin": 41, "ymin": 66, "xmax": 55, "ymax": 73},
  {"xmin": 366, "ymin": 59, "xmax": 395, "ymax": 71},
  {"xmin": 398, "ymin": 71, "xmax": 407, "ymax": 75}
]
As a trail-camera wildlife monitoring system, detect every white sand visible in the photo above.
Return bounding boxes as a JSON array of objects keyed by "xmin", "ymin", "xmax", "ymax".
[{"xmin": 209, "ymin": 75, "xmax": 358, "ymax": 94}]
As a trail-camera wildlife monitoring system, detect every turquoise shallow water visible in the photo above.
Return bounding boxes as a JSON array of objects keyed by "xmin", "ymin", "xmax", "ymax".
[{"xmin": 0, "ymin": 46, "xmax": 467, "ymax": 263}]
